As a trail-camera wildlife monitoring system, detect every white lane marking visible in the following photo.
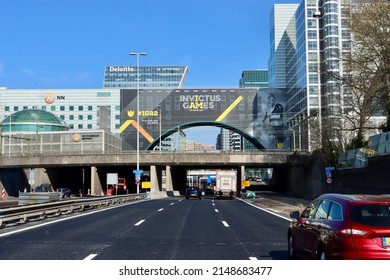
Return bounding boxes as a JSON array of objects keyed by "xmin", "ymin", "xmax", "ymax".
[
  {"xmin": 237, "ymin": 198, "xmax": 292, "ymax": 222},
  {"xmin": 222, "ymin": 221, "xmax": 230, "ymax": 227},
  {"xmin": 158, "ymin": 208, "xmax": 164, "ymax": 212},
  {"xmin": 212, "ymin": 203, "xmax": 215, "ymax": 206},
  {"xmin": 170, "ymin": 203, "xmax": 175, "ymax": 205},
  {"xmin": 215, "ymin": 209, "xmax": 219, "ymax": 213},
  {"xmin": 135, "ymin": 220, "xmax": 145, "ymax": 226},
  {"xmin": 84, "ymin": 254, "xmax": 98, "ymax": 260},
  {"xmin": 249, "ymin": 257, "xmax": 258, "ymax": 260}
]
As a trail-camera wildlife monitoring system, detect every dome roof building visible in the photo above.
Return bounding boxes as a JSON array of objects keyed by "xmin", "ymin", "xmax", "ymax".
[{"xmin": 1, "ymin": 109, "xmax": 69, "ymax": 132}]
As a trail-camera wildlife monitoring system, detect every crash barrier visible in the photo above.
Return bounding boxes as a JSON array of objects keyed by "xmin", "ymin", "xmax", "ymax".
[
  {"xmin": 0, "ymin": 193, "xmax": 148, "ymax": 228},
  {"xmin": 18, "ymin": 192, "xmax": 61, "ymax": 205}
]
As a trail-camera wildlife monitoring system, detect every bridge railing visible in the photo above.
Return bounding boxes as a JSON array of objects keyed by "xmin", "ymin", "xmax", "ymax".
[
  {"xmin": 0, "ymin": 193, "xmax": 148, "ymax": 228},
  {"xmin": 2, "ymin": 149, "xmax": 311, "ymax": 158}
]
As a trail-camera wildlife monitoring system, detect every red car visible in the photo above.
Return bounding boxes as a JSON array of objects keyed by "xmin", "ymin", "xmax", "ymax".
[{"xmin": 288, "ymin": 193, "xmax": 390, "ymax": 260}]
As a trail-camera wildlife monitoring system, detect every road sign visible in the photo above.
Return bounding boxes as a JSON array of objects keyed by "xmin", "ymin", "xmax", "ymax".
[
  {"xmin": 29, "ymin": 169, "xmax": 35, "ymax": 179},
  {"xmin": 133, "ymin": 170, "xmax": 143, "ymax": 182}
]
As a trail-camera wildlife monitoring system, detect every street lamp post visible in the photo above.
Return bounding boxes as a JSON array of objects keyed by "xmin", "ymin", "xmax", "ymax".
[{"xmin": 130, "ymin": 52, "xmax": 147, "ymax": 194}]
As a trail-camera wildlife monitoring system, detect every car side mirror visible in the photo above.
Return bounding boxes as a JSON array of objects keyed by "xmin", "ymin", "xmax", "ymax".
[{"xmin": 290, "ymin": 211, "xmax": 300, "ymax": 219}]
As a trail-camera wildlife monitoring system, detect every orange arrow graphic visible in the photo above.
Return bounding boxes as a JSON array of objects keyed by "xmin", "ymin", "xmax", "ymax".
[{"xmin": 120, "ymin": 120, "xmax": 154, "ymax": 143}]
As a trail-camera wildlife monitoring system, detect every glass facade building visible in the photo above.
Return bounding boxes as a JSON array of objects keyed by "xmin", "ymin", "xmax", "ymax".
[
  {"xmin": 269, "ymin": 4, "xmax": 299, "ymax": 89},
  {"xmin": 239, "ymin": 69, "xmax": 269, "ymax": 88},
  {"xmin": 103, "ymin": 65, "xmax": 189, "ymax": 88},
  {"xmin": 269, "ymin": 0, "xmax": 355, "ymax": 150}
]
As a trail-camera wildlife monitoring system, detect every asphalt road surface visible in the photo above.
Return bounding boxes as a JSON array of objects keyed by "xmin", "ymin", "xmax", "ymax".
[{"xmin": 0, "ymin": 197, "xmax": 291, "ymax": 260}]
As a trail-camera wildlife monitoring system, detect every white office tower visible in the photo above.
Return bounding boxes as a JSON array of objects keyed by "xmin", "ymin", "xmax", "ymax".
[{"xmin": 270, "ymin": 0, "xmax": 353, "ymax": 151}]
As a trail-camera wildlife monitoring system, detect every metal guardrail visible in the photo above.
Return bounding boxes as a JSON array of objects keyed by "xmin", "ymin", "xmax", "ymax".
[{"xmin": 0, "ymin": 193, "xmax": 149, "ymax": 228}]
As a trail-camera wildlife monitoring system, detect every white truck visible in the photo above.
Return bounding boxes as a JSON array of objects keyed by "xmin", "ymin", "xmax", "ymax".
[{"xmin": 215, "ymin": 170, "xmax": 237, "ymax": 199}]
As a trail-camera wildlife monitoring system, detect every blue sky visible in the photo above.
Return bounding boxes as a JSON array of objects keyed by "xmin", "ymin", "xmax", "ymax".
[{"xmin": 0, "ymin": 0, "xmax": 300, "ymax": 145}]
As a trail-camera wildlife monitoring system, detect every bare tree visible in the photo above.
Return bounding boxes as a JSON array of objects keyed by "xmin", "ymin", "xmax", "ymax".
[{"xmin": 344, "ymin": 0, "xmax": 390, "ymax": 145}]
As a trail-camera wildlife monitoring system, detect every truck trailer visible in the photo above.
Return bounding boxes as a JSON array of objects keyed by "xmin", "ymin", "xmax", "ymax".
[{"xmin": 215, "ymin": 170, "xmax": 237, "ymax": 199}]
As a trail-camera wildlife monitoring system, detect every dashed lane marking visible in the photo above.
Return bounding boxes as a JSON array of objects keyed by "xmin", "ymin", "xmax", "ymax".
[
  {"xmin": 135, "ymin": 220, "xmax": 145, "ymax": 226},
  {"xmin": 158, "ymin": 208, "xmax": 164, "ymax": 212},
  {"xmin": 222, "ymin": 221, "xmax": 230, "ymax": 227},
  {"xmin": 84, "ymin": 254, "xmax": 98, "ymax": 260},
  {"xmin": 215, "ymin": 209, "xmax": 219, "ymax": 213}
]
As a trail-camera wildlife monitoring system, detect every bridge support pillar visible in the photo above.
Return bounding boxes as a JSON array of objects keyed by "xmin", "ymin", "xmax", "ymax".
[
  {"xmin": 165, "ymin": 166, "xmax": 173, "ymax": 191},
  {"xmin": 150, "ymin": 165, "xmax": 162, "ymax": 192},
  {"xmin": 91, "ymin": 166, "xmax": 103, "ymax": 196},
  {"xmin": 240, "ymin": 165, "xmax": 246, "ymax": 181}
]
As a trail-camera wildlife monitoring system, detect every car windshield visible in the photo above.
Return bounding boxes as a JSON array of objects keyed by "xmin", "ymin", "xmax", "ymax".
[{"xmin": 350, "ymin": 205, "xmax": 390, "ymax": 227}]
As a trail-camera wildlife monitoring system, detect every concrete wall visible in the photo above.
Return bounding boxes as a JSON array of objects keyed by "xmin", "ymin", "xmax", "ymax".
[
  {"xmin": 331, "ymin": 154, "xmax": 390, "ymax": 195},
  {"xmin": 284, "ymin": 153, "xmax": 390, "ymax": 199}
]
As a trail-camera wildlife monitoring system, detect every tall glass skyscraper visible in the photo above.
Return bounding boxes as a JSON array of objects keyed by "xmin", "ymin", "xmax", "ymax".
[
  {"xmin": 103, "ymin": 65, "xmax": 189, "ymax": 88},
  {"xmin": 269, "ymin": 0, "xmax": 352, "ymax": 150},
  {"xmin": 269, "ymin": 4, "xmax": 299, "ymax": 89}
]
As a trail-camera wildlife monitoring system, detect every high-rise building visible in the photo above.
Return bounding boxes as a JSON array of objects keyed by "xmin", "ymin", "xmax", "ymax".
[
  {"xmin": 269, "ymin": 4, "xmax": 299, "ymax": 89},
  {"xmin": 269, "ymin": 0, "xmax": 356, "ymax": 150},
  {"xmin": 103, "ymin": 65, "xmax": 189, "ymax": 88},
  {"xmin": 239, "ymin": 69, "xmax": 269, "ymax": 88}
]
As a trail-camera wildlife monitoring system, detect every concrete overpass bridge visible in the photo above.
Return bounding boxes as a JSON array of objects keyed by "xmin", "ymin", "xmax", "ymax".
[{"xmin": 0, "ymin": 151, "xmax": 312, "ymax": 197}]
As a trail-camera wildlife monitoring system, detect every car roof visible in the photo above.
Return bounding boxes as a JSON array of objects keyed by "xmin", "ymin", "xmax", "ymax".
[{"xmin": 319, "ymin": 193, "xmax": 390, "ymax": 206}]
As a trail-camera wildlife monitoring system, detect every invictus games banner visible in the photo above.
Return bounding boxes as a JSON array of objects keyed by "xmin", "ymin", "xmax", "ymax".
[{"xmin": 120, "ymin": 88, "xmax": 289, "ymax": 151}]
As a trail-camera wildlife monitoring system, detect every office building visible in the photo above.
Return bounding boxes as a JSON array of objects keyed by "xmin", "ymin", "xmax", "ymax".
[
  {"xmin": 269, "ymin": 0, "xmax": 373, "ymax": 151},
  {"xmin": 103, "ymin": 65, "xmax": 189, "ymax": 88},
  {"xmin": 269, "ymin": 4, "xmax": 299, "ymax": 89},
  {"xmin": 239, "ymin": 69, "xmax": 269, "ymax": 88}
]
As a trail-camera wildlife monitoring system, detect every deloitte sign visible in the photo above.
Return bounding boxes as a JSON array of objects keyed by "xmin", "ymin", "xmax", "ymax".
[{"xmin": 108, "ymin": 66, "xmax": 135, "ymax": 73}]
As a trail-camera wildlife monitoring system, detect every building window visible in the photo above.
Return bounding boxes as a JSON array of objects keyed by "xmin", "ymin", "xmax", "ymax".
[
  {"xmin": 14, "ymin": 106, "xmax": 19, "ymax": 111},
  {"xmin": 70, "ymin": 106, "xmax": 74, "ymax": 111},
  {"xmin": 51, "ymin": 106, "xmax": 55, "ymax": 111},
  {"xmin": 308, "ymin": 41, "xmax": 317, "ymax": 50},
  {"xmin": 88, "ymin": 115, "xmax": 93, "ymax": 120},
  {"xmin": 69, "ymin": 115, "xmax": 74, "ymax": 120},
  {"xmin": 5, "ymin": 106, "xmax": 9, "ymax": 111},
  {"xmin": 87, "ymin": 124, "xmax": 92, "ymax": 129},
  {"xmin": 78, "ymin": 124, "xmax": 83, "ymax": 129},
  {"xmin": 78, "ymin": 106, "xmax": 83, "ymax": 111},
  {"xmin": 88, "ymin": 106, "xmax": 93, "ymax": 111},
  {"xmin": 78, "ymin": 115, "xmax": 83, "ymax": 120}
]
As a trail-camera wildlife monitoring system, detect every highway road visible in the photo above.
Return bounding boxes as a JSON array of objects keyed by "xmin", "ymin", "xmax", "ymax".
[{"xmin": 0, "ymin": 197, "xmax": 291, "ymax": 260}]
